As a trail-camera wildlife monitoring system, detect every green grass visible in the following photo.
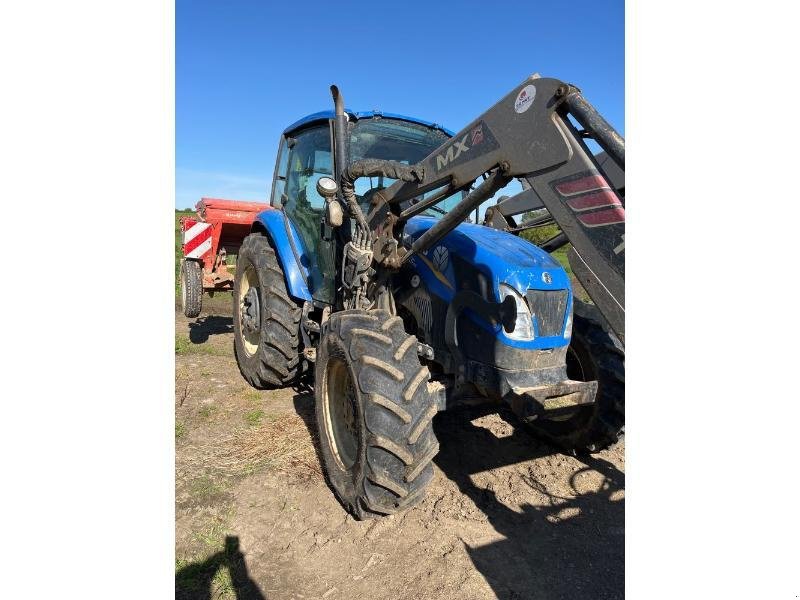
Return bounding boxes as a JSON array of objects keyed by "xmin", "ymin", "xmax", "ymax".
[
  {"xmin": 244, "ymin": 409, "xmax": 264, "ymax": 427},
  {"xmin": 199, "ymin": 405, "xmax": 218, "ymax": 420},
  {"xmin": 175, "ymin": 333, "xmax": 227, "ymax": 356},
  {"xmin": 241, "ymin": 389, "xmax": 261, "ymax": 403},
  {"xmin": 190, "ymin": 476, "xmax": 229, "ymax": 502},
  {"xmin": 551, "ymin": 245, "xmax": 572, "ymax": 277},
  {"xmin": 175, "ymin": 421, "xmax": 186, "ymax": 439},
  {"xmin": 519, "ymin": 221, "xmax": 560, "ymax": 246},
  {"xmin": 175, "ymin": 556, "xmax": 234, "ymax": 599},
  {"xmin": 175, "ymin": 512, "xmax": 237, "ymax": 599}
]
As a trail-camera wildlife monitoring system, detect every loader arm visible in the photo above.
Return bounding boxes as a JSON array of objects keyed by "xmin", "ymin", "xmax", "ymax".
[{"xmin": 363, "ymin": 75, "xmax": 625, "ymax": 344}]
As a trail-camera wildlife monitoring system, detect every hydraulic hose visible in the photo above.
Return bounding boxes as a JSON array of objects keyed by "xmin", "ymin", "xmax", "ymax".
[{"xmin": 339, "ymin": 159, "xmax": 424, "ymax": 247}]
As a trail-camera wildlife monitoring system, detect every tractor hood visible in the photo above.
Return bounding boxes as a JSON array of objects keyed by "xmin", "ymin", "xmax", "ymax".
[{"xmin": 404, "ymin": 216, "xmax": 571, "ymax": 297}]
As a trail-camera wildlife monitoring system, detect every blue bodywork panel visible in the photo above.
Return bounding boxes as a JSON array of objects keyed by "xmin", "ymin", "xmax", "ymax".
[
  {"xmin": 283, "ymin": 110, "xmax": 454, "ymax": 137},
  {"xmin": 405, "ymin": 217, "xmax": 573, "ymax": 350},
  {"xmin": 253, "ymin": 208, "xmax": 313, "ymax": 302}
]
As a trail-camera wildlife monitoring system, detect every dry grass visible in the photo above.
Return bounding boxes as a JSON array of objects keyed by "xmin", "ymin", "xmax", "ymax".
[
  {"xmin": 230, "ymin": 412, "xmax": 322, "ymax": 479},
  {"xmin": 179, "ymin": 409, "xmax": 322, "ymax": 482}
]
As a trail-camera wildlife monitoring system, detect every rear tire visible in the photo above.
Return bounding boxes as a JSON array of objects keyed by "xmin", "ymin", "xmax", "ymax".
[
  {"xmin": 233, "ymin": 233, "xmax": 302, "ymax": 388},
  {"xmin": 529, "ymin": 301, "xmax": 624, "ymax": 452},
  {"xmin": 180, "ymin": 259, "xmax": 202, "ymax": 318},
  {"xmin": 315, "ymin": 309, "xmax": 440, "ymax": 519}
]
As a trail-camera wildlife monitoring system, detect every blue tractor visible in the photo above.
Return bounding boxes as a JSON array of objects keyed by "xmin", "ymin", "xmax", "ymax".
[{"xmin": 233, "ymin": 76, "xmax": 625, "ymax": 519}]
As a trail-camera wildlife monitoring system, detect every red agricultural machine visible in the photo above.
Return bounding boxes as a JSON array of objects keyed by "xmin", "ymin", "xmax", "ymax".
[{"xmin": 179, "ymin": 198, "xmax": 267, "ymax": 317}]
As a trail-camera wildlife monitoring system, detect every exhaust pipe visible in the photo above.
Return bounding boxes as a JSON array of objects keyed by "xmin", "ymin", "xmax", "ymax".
[{"xmin": 330, "ymin": 85, "xmax": 349, "ymax": 183}]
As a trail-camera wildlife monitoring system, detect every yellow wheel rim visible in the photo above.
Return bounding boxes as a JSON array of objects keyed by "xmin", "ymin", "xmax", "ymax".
[{"xmin": 238, "ymin": 265, "xmax": 261, "ymax": 357}]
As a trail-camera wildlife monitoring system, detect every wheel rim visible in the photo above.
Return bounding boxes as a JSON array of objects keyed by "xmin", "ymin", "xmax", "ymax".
[
  {"xmin": 322, "ymin": 357, "xmax": 359, "ymax": 470},
  {"xmin": 238, "ymin": 265, "xmax": 261, "ymax": 357}
]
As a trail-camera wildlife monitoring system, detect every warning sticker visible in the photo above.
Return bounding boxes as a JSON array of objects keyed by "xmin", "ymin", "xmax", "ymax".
[{"xmin": 514, "ymin": 84, "xmax": 537, "ymax": 114}]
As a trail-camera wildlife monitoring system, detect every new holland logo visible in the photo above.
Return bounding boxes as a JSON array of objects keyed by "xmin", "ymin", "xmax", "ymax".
[{"xmin": 432, "ymin": 246, "xmax": 449, "ymax": 272}]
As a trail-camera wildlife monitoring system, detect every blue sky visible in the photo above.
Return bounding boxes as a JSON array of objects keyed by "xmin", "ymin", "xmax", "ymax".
[{"xmin": 176, "ymin": 0, "xmax": 624, "ymax": 208}]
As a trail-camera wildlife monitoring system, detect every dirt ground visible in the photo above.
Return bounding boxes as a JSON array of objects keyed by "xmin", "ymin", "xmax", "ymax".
[{"xmin": 175, "ymin": 297, "xmax": 624, "ymax": 600}]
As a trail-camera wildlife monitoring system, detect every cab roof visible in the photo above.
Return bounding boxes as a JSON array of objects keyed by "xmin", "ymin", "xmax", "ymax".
[{"xmin": 283, "ymin": 110, "xmax": 454, "ymax": 137}]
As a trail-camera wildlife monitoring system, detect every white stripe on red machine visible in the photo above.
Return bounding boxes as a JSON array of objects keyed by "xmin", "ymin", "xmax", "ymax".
[
  {"xmin": 182, "ymin": 218, "xmax": 214, "ymax": 262},
  {"xmin": 186, "ymin": 237, "xmax": 213, "ymax": 259},
  {"xmin": 183, "ymin": 221, "xmax": 211, "ymax": 245}
]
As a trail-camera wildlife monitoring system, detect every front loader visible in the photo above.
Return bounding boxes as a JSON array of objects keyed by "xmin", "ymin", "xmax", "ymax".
[{"xmin": 232, "ymin": 75, "xmax": 625, "ymax": 519}]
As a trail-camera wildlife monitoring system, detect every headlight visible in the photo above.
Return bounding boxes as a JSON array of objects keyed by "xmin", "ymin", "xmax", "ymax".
[
  {"xmin": 563, "ymin": 306, "xmax": 573, "ymax": 339},
  {"xmin": 498, "ymin": 284, "xmax": 535, "ymax": 340}
]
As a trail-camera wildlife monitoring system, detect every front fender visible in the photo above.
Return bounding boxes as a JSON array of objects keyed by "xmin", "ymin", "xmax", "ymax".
[{"xmin": 252, "ymin": 208, "xmax": 312, "ymax": 302}]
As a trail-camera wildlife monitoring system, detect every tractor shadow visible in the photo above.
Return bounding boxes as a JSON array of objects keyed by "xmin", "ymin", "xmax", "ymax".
[
  {"xmin": 433, "ymin": 404, "xmax": 625, "ymax": 600},
  {"xmin": 175, "ymin": 535, "xmax": 266, "ymax": 600},
  {"xmin": 188, "ymin": 315, "xmax": 233, "ymax": 344}
]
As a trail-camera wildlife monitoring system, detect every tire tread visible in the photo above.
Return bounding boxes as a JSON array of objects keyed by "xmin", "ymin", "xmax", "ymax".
[
  {"xmin": 233, "ymin": 233, "xmax": 302, "ymax": 388},
  {"xmin": 315, "ymin": 309, "xmax": 439, "ymax": 520}
]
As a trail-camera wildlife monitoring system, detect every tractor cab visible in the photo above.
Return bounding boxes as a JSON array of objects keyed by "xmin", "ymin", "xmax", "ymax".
[{"xmin": 269, "ymin": 111, "xmax": 463, "ymax": 304}]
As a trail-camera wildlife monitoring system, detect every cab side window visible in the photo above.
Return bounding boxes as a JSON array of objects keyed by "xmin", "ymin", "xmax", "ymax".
[
  {"xmin": 270, "ymin": 138, "xmax": 290, "ymax": 207},
  {"xmin": 285, "ymin": 127, "xmax": 333, "ymax": 214},
  {"xmin": 279, "ymin": 124, "xmax": 335, "ymax": 302}
]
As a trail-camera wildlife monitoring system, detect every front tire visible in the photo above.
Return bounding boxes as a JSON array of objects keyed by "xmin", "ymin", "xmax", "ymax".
[
  {"xmin": 233, "ymin": 233, "xmax": 303, "ymax": 388},
  {"xmin": 180, "ymin": 259, "xmax": 202, "ymax": 318},
  {"xmin": 315, "ymin": 309, "xmax": 440, "ymax": 519}
]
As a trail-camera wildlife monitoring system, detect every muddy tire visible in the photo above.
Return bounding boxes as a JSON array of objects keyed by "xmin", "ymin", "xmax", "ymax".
[
  {"xmin": 530, "ymin": 301, "xmax": 624, "ymax": 452},
  {"xmin": 180, "ymin": 259, "xmax": 203, "ymax": 318},
  {"xmin": 315, "ymin": 309, "xmax": 440, "ymax": 519},
  {"xmin": 233, "ymin": 233, "xmax": 302, "ymax": 389}
]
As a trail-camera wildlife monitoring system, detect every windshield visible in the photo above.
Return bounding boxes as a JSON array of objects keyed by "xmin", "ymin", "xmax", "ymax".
[{"xmin": 348, "ymin": 118, "xmax": 466, "ymax": 218}]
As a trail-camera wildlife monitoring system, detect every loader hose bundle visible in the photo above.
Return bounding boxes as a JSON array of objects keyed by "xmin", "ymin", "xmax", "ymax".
[{"xmin": 339, "ymin": 158, "xmax": 424, "ymax": 248}]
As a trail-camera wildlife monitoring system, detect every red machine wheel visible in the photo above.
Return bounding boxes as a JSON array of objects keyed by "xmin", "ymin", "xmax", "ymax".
[{"xmin": 180, "ymin": 259, "xmax": 203, "ymax": 318}]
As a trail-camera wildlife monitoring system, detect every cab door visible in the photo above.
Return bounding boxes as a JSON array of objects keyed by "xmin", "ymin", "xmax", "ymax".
[{"xmin": 270, "ymin": 124, "xmax": 336, "ymax": 304}]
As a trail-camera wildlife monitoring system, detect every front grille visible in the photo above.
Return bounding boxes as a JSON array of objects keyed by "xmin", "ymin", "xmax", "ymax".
[
  {"xmin": 413, "ymin": 294, "xmax": 433, "ymax": 333},
  {"xmin": 525, "ymin": 290, "xmax": 568, "ymax": 337}
]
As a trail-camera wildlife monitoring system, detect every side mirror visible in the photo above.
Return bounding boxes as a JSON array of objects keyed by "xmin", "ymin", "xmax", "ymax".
[{"xmin": 317, "ymin": 176, "xmax": 343, "ymax": 228}]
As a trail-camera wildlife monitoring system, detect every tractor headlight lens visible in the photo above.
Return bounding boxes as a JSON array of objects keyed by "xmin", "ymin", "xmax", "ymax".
[
  {"xmin": 498, "ymin": 284, "xmax": 535, "ymax": 340},
  {"xmin": 563, "ymin": 306, "xmax": 573, "ymax": 339}
]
